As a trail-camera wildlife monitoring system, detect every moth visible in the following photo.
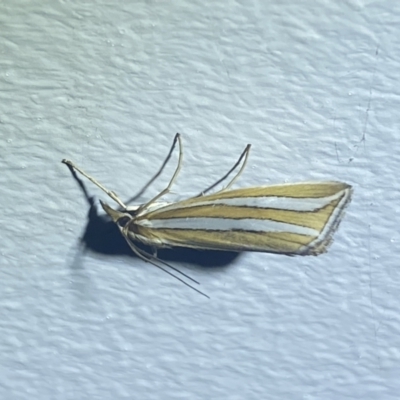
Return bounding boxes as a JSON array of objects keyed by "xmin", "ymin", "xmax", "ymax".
[{"xmin": 63, "ymin": 134, "xmax": 352, "ymax": 297}]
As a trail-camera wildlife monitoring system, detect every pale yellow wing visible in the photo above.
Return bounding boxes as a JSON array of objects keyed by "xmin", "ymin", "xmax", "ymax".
[{"xmin": 131, "ymin": 182, "xmax": 352, "ymax": 255}]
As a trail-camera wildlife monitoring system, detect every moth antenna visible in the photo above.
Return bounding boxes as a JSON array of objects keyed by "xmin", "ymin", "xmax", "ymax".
[
  {"xmin": 137, "ymin": 247, "xmax": 200, "ymax": 285},
  {"xmin": 125, "ymin": 238, "xmax": 209, "ymax": 299}
]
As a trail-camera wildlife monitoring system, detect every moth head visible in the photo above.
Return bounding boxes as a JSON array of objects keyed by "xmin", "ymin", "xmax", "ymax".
[{"xmin": 100, "ymin": 200, "xmax": 132, "ymax": 229}]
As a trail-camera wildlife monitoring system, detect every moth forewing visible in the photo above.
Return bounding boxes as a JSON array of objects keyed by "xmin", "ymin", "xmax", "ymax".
[{"xmin": 131, "ymin": 181, "xmax": 352, "ymax": 255}]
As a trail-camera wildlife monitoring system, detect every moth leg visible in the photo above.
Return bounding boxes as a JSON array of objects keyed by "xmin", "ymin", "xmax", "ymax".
[
  {"xmin": 125, "ymin": 133, "xmax": 182, "ymax": 206},
  {"xmin": 138, "ymin": 133, "xmax": 183, "ymax": 212},
  {"xmin": 196, "ymin": 144, "xmax": 251, "ymax": 197},
  {"xmin": 62, "ymin": 159, "xmax": 127, "ymax": 209},
  {"xmin": 217, "ymin": 144, "xmax": 251, "ymax": 192}
]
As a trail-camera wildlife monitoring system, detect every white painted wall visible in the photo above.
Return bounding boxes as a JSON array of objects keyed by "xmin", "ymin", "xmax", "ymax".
[{"xmin": 1, "ymin": 1, "xmax": 398, "ymax": 399}]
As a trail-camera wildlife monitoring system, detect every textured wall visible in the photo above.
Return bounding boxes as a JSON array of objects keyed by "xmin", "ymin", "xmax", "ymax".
[{"xmin": 1, "ymin": 1, "xmax": 399, "ymax": 399}]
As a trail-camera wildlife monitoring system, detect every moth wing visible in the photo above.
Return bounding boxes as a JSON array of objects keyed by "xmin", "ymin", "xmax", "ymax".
[{"xmin": 132, "ymin": 182, "xmax": 352, "ymax": 255}]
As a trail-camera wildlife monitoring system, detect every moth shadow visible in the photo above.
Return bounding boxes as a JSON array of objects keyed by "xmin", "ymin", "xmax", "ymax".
[
  {"xmin": 81, "ymin": 199, "xmax": 241, "ymax": 269},
  {"xmin": 64, "ymin": 164, "xmax": 241, "ymax": 271}
]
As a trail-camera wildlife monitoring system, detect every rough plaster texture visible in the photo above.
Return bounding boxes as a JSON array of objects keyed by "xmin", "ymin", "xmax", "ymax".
[{"xmin": 1, "ymin": 1, "xmax": 399, "ymax": 399}]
